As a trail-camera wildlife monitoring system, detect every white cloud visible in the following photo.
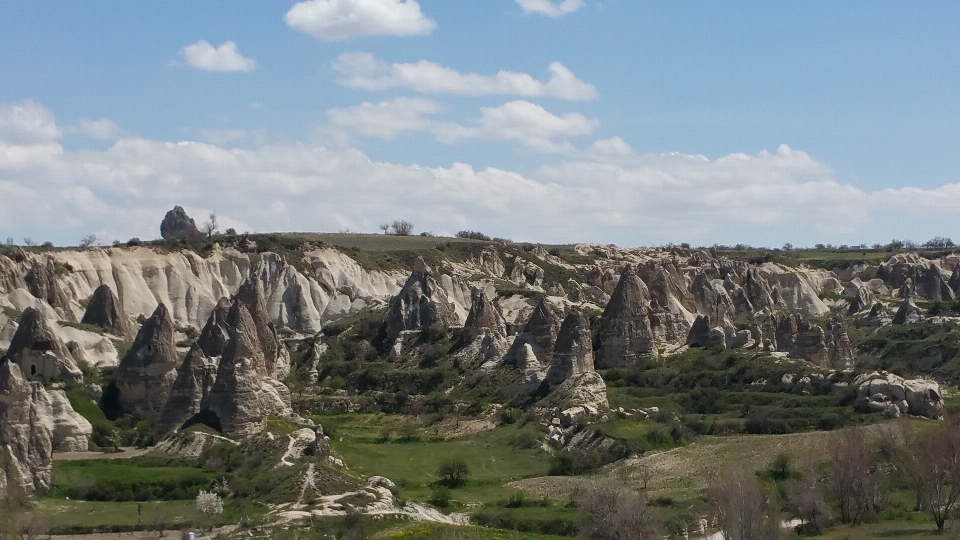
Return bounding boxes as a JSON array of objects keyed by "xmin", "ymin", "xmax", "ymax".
[
  {"xmin": 198, "ymin": 128, "xmax": 248, "ymax": 146},
  {"xmin": 6, "ymin": 100, "xmax": 960, "ymax": 248},
  {"xmin": 285, "ymin": 0, "xmax": 435, "ymax": 40},
  {"xmin": 437, "ymin": 100, "xmax": 598, "ymax": 152},
  {"xmin": 327, "ymin": 97, "xmax": 439, "ymax": 139},
  {"xmin": 0, "ymin": 100, "xmax": 61, "ymax": 144},
  {"xmin": 71, "ymin": 119, "xmax": 121, "ymax": 140},
  {"xmin": 329, "ymin": 98, "xmax": 596, "ymax": 151},
  {"xmin": 334, "ymin": 52, "xmax": 597, "ymax": 100},
  {"xmin": 516, "ymin": 0, "xmax": 584, "ymax": 18},
  {"xmin": 182, "ymin": 41, "xmax": 257, "ymax": 72}
]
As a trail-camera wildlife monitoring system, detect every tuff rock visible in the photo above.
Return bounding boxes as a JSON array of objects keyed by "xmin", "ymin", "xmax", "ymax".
[
  {"xmin": 116, "ymin": 303, "xmax": 178, "ymax": 421},
  {"xmin": 81, "ymin": 284, "xmax": 130, "ymax": 337}
]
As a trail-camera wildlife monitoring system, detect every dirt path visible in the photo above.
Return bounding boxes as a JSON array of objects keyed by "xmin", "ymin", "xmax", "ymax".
[{"xmin": 54, "ymin": 447, "xmax": 150, "ymax": 461}]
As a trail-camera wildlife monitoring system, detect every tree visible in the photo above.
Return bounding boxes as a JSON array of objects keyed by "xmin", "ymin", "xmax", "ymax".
[
  {"xmin": 708, "ymin": 469, "xmax": 781, "ymax": 540},
  {"xmin": 379, "ymin": 223, "xmax": 390, "ymax": 235},
  {"xmin": 903, "ymin": 417, "xmax": 960, "ymax": 533},
  {"xmin": 785, "ymin": 466, "xmax": 832, "ymax": 534},
  {"xmin": 21, "ymin": 238, "xmax": 34, "ymax": 247},
  {"xmin": 202, "ymin": 212, "xmax": 218, "ymax": 238},
  {"xmin": 195, "ymin": 490, "xmax": 223, "ymax": 530},
  {"xmin": 437, "ymin": 458, "xmax": 469, "ymax": 487},
  {"xmin": 826, "ymin": 430, "xmax": 885, "ymax": 526},
  {"xmin": 79, "ymin": 233, "xmax": 97, "ymax": 249},
  {"xmin": 572, "ymin": 480, "xmax": 661, "ymax": 540},
  {"xmin": 923, "ymin": 236, "xmax": 955, "ymax": 249},
  {"xmin": 390, "ymin": 220, "xmax": 413, "ymax": 236}
]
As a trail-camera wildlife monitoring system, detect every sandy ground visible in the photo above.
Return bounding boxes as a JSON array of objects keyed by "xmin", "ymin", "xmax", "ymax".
[{"xmin": 54, "ymin": 447, "xmax": 150, "ymax": 461}]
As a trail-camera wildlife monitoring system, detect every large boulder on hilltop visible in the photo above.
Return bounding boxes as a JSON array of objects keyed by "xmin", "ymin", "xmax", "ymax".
[
  {"xmin": 116, "ymin": 303, "xmax": 178, "ymax": 421},
  {"xmin": 157, "ymin": 346, "xmax": 218, "ymax": 437},
  {"xmin": 546, "ymin": 313, "xmax": 594, "ymax": 385},
  {"xmin": 7, "ymin": 307, "xmax": 83, "ymax": 385},
  {"xmin": 0, "ymin": 359, "xmax": 53, "ymax": 498},
  {"xmin": 160, "ymin": 205, "xmax": 202, "ymax": 242},
  {"xmin": 207, "ymin": 304, "xmax": 270, "ymax": 438},
  {"xmin": 24, "ymin": 258, "xmax": 73, "ymax": 319},
  {"xmin": 376, "ymin": 257, "xmax": 459, "ymax": 348},
  {"xmin": 596, "ymin": 266, "xmax": 655, "ymax": 368},
  {"xmin": 81, "ymin": 284, "xmax": 130, "ymax": 337}
]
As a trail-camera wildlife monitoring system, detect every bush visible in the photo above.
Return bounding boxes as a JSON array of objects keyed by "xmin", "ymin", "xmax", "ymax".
[
  {"xmin": 437, "ymin": 458, "xmax": 469, "ymax": 487},
  {"xmin": 455, "ymin": 230, "xmax": 491, "ymax": 241},
  {"xmin": 430, "ymin": 486, "xmax": 451, "ymax": 507}
]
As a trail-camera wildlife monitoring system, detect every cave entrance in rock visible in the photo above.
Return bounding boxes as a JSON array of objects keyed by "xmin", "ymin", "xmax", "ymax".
[{"xmin": 181, "ymin": 408, "xmax": 223, "ymax": 434}]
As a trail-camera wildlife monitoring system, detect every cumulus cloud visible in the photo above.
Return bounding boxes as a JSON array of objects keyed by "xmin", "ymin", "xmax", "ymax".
[
  {"xmin": 329, "ymin": 98, "xmax": 596, "ymax": 151},
  {"xmin": 182, "ymin": 41, "xmax": 257, "ymax": 72},
  {"xmin": 5, "ymin": 100, "xmax": 960, "ymax": 248},
  {"xmin": 285, "ymin": 0, "xmax": 435, "ymax": 40},
  {"xmin": 516, "ymin": 0, "xmax": 584, "ymax": 18},
  {"xmin": 70, "ymin": 119, "xmax": 122, "ymax": 140},
  {"xmin": 334, "ymin": 52, "xmax": 597, "ymax": 100},
  {"xmin": 327, "ymin": 97, "xmax": 439, "ymax": 139},
  {"xmin": 0, "ymin": 100, "xmax": 61, "ymax": 144}
]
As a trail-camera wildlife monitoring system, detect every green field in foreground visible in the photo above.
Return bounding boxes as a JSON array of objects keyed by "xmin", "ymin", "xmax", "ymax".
[{"xmin": 313, "ymin": 413, "xmax": 551, "ymax": 505}]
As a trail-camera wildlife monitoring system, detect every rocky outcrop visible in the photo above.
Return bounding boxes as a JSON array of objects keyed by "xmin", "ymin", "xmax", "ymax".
[
  {"xmin": 160, "ymin": 205, "xmax": 202, "ymax": 242},
  {"xmin": 32, "ymin": 385, "xmax": 92, "ymax": 452},
  {"xmin": 24, "ymin": 258, "xmax": 73, "ymax": 319},
  {"xmin": 116, "ymin": 303, "xmax": 178, "ymax": 421},
  {"xmin": 510, "ymin": 258, "xmax": 544, "ymax": 288},
  {"xmin": 775, "ymin": 314, "xmax": 830, "ymax": 366},
  {"xmin": 207, "ymin": 304, "xmax": 270, "ymax": 438},
  {"xmin": 550, "ymin": 371, "xmax": 609, "ymax": 411},
  {"xmin": 6, "ymin": 307, "xmax": 83, "ymax": 385},
  {"xmin": 546, "ymin": 313, "xmax": 594, "ymax": 385},
  {"xmin": 80, "ymin": 284, "xmax": 130, "ymax": 336},
  {"xmin": 376, "ymin": 258, "xmax": 459, "ymax": 348},
  {"xmin": 854, "ymin": 372, "xmax": 943, "ymax": 419},
  {"xmin": 0, "ymin": 359, "xmax": 52, "ymax": 497},
  {"xmin": 504, "ymin": 298, "xmax": 560, "ymax": 372},
  {"xmin": 687, "ymin": 315, "xmax": 726, "ymax": 349},
  {"xmin": 596, "ymin": 266, "xmax": 655, "ymax": 368},
  {"xmin": 462, "ymin": 289, "xmax": 507, "ymax": 341},
  {"xmin": 918, "ymin": 264, "xmax": 955, "ymax": 303},
  {"xmin": 234, "ymin": 280, "xmax": 288, "ymax": 378},
  {"xmin": 157, "ymin": 346, "xmax": 218, "ymax": 436},
  {"xmin": 893, "ymin": 296, "xmax": 923, "ymax": 325},
  {"xmin": 690, "ymin": 272, "xmax": 733, "ymax": 323},
  {"xmin": 196, "ymin": 297, "xmax": 231, "ymax": 357},
  {"xmin": 847, "ymin": 284, "xmax": 874, "ymax": 314},
  {"xmin": 824, "ymin": 315, "xmax": 854, "ymax": 368},
  {"xmin": 863, "ymin": 301, "xmax": 893, "ymax": 328}
]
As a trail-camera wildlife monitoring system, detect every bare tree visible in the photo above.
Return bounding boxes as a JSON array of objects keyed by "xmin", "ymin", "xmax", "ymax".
[
  {"xmin": 904, "ymin": 417, "xmax": 960, "ymax": 533},
  {"xmin": 379, "ymin": 223, "xmax": 390, "ymax": 235},
  {"xmin": 390, "ymin": 220, "xmax": 413, "ymax": 236},
  {"xmin": 79, "ymin": 233, "xmax": 97, "ymax": 249},
  {"xmin": 572, "ymin": 480, "xmax": 661, "ymax": 540},
  {"xmin": 827, "ymin": 429, "xmax": 885, "ymax": 525},
  {"xmin": 202, "ymin": 212, "xmax": 219, "ymax": 238},
  {"xmin": 21, "ymin": 238, "xmax": 34, "ymax": 247},
  {"xmin": 785, "ymin": 465, "xmax": 832, "ymax": 534},
  {"xmin": 708, "ymin": 469, "xmax": 781, "ymax": 540}
]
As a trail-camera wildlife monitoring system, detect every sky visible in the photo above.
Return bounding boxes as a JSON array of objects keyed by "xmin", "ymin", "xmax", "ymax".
[{"xmin": 1, "ymin": 0, "xmax": 959, "ymax": 248}]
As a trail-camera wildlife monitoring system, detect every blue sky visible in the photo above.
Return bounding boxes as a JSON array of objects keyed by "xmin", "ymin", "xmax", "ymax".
[{"xmin": 1, "ymin": 0, "xmax": 959, "ymax": 248}]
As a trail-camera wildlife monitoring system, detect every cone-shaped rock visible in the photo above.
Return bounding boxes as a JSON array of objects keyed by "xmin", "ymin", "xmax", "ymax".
[
  {"xmin": 504, "ymin": 298, "xmax": 560, "ymax": 371},
  {"xmin": 825, "ymin": 314, "xmax": 854, "ymax": 368},
  {"xmin": 116, "ymin": 303, "xmax": 178, "ymax": 420},
  {"xmin": 546, "ymin": 313, "xmax": 594, "ymax": 385},
  {"xmin": 197, "ymin": 297, "xmax": 231, "ymax": 358},
  {"xmin": 24, "ymin": 258, "xmax": 72, "ymax": 319},
  {"xmin": 7, "ymin": 307, "xmax": 82, "ymax": 385},
  {"xmin": 157, "ymin": 346, "xmax": 218, "ymax": 436},
  {"xmin": 596, "ymin": 265, "xmax": 655, "ymax": 368},
  {"xmin": 376, "ymin": 257, "xmax": 458, "ymax": 348},
  {"xmin": 893, "ymin": 296, "xmax": 924, "ymax": 325},
  {"xmin": 0, "ymin": 359, "xmax": 53, "ymax": 497},
  {"xmin": 80, "ymin": 284, "xmax": 130, "ymax": 337},
  {"xmin": 919, "ymin": 264, "xmax": 955, "ymax": 303},
  {"xmin": 463, "ymin": 288, "xmax": 507, "ymax": 341},
  {"xmin": 847, "ymin": 286, "xmax": 874, "ymax": 315},
  {"xmin": 207, "ymin": 303, "xmax": 268, "ymax": 438},
  {"xmin": 234, "ymin": 280, "xmax": 281, "ymax": 377}
]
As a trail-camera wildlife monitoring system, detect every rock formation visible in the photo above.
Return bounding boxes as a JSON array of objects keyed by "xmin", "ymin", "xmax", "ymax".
[
  {"xmin": 504, "ymin": 298, "xmax": 560, "ymax": 372},
  {"xmin": 596, "ymin": 265, "xmax": 655, "ymax": 368},
  {"xmin": 462, "ymin": 289, "xmax": 507, "ymax": 341},
  {"xmin": 196, "ymin": 297, "xmax": 231, "ymax": 357},
  {"xmin": 160, "ymin": 205, "xmax": 202, "ymax": 242},
  {"xmin": 157, "ymin": 346, "xmax": 218, "ymax": 436},
  {"xmin": 824, "ymin": 315, "xmax": 855, "ymax": 368},
  {"xmin": 376, "ymin": 257, "xmax": 458, "ymax": 348},
  {"xmin": 32, "ymin": 385, "xmax": 93, "ymax": 452},
  {"xmin": 0, "ymin": 359, "xmax": 53, "ymax": 497},
  {"xmin": 847, "ymin": 284, "xmax": 874, "ymax": 314},
  {"xmin": 546, "ymin": 313, "xmax": 594, "ymax": 385},
  {"xmin": 855, "ymin": 372, "xmax": 943, "ymax": 419},
  {"xmin": 115, "ymin": 303, "xmax": 178, "ymax": 421},
  {"xmin": 81, "ymin": 284, "xmax": 130, "ymax": 336},
  {"xmin": 24, "ymin": 258, "xmax": 73, "ymax": 319},
  {"xmin": 893, "ymin": 296, "xmax": 923, "ymax": 325},
  {"xmin": 6, "ymin": 307, "xmax": 83, "ymax": 385},
  {"xmin": 775, "ymin": 314, "xmax": 831, "ymax": 366},
  {"xmin": 234, "ymin": 280, "xmax": 288, "ymax": 378},
  {"xmin": 510, "ymin": 258, "xmax": 544, "ymax": 288},
  {"xmin": 687, "ymin": 315, "xmax": 726, "ymax": 349}
]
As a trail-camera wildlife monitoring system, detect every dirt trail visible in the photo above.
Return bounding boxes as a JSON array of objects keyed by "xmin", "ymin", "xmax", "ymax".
[{"xmin": 54, "ymin": 447, "xmax": 149, "ymax": 461}]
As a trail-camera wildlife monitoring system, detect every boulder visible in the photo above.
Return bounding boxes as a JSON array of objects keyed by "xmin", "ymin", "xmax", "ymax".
[
  {"xmin": 80, "ymin": 284, "xmax": 130, "ymax": 337},
  {"xmin": 6, "ymin": 307, "xmax": 83, "ymax": 385},
  {"xmin": 864, "ymin": 301, "xmax": 893, "ymax": 328},
  {"xmin": 546, "ymin": 313, "xmax": 594, "ymax": 385},
  {"xmin": 919, "ymin": 264, "xmax": 955, "ymax": 303},
  {"xmin": 160, "ymin": 205, "xmax": 202, "ymax": 242},
  {"xmin": 116, "ymin": 303, "xmax": 178, "ymax": 421},
  {"xmin": 596, "ymin": 265, "xmax": 655, "ymax": 368},
  {"xmin": 687, "ymin": 315, "xmax": 724, "ymax": 348},
  {"xmin": 855, "ymin": 372, "xmax": 942, "ymax": 419},
  {"xmin": 0, "ymin": 359, "xmax": 52, "ymax": 497},
  {"xmin": 551, "ymin": 371, "xmax": 609, "ymax": 411}
]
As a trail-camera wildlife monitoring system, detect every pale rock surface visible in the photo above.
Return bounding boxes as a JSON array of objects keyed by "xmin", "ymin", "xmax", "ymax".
[
  {"xmin": 376, "ymin": 258, "xmax": 459, "ymax": 348},
  {"xmin": 546, "ymin": 313, "xmax": 594, "ymax": 385},
  {"xmin": 893, "ymin": 296, "xmax": 924, "ymax": 325},
  {"xmin": 854, "ymin": 372, "xmax": 943, "ymax": 419},
  {"xmin": 596, "ymin": 265, "xmax": 655, "ymax": 368},
  {"xmin": 80, "ymin": 284, "xmax": 130, "ymax": 337},
  {"xmin": 116, "ymin": 303, "xmax": 178, "ymax": 421},
  {"xmin": 6, "ymin": 307, "xmax": 83, "ymax": 385},
  {"xmin": 0, "ymin": 359, "xmax": 52, "ymax": 497},
  {"xmin": 32, "ymin": 385, "xmax": 92, "ymax": 452}
]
